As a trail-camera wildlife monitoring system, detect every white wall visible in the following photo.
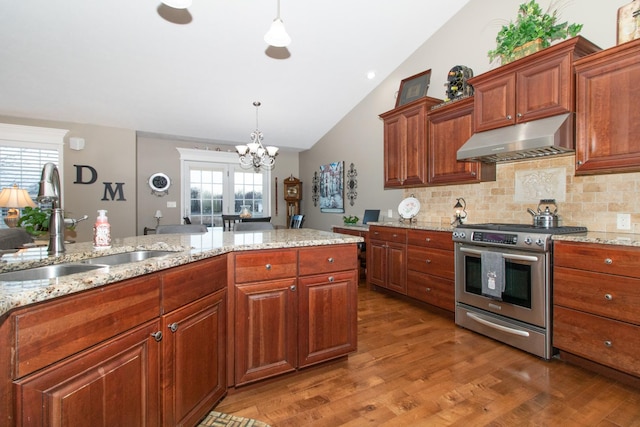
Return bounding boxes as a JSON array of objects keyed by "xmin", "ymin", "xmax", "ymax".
[{"xmin": 300, "ymin": 0, "xmax": 630, "ymax": 231}]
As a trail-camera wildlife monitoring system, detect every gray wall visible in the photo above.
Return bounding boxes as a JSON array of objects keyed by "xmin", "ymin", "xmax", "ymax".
[{"xmin": 299, "ymin": 0, "xmax": 629, "ymax": 231}]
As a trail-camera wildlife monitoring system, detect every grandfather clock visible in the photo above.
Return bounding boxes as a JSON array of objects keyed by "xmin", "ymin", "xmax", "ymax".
[{"xmin": 283, "ymin": 175, "xmax": 302, "ymax": 227}]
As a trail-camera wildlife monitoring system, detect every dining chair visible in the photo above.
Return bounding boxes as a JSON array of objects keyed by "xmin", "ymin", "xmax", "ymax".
[
  {"xmin": 290, "ymin": 214, "xmax": 304, "ymax": 229},
  {"xmin": 241, "ymin": 216, "xmax": 272, "ymax": 223},
  {"xmin": 234, "ymin": 222, "xmax": 274, "ymax": 231},
  {"xmin": 156, "ymin": 224, "xmax": 208, "ymax": 234},
  {"xmin": 222, "ymin": 215, "xmax": 241, "ymax": 231}
]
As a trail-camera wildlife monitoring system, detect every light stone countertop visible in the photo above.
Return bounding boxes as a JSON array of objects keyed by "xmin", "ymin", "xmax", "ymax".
[
  {"xmin": 0, "ymin": 228, "xmax": 363, "ymax": 317},
  {"xmin": 552, "ymin": 230, "xmax": 640, "ymax": 247},
  {"xmin": 335, "ymin": 221, "xmax": 455, "ymax": 233}
]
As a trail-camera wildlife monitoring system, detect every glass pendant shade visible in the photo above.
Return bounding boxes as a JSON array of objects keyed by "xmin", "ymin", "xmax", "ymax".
[
  {"xmin": 264, "ymin": 18, "xmax": 291, "ymax": 47},
  {"xmin": 161, "ymin": 0, "xmax": 192, "ymax": 9}
]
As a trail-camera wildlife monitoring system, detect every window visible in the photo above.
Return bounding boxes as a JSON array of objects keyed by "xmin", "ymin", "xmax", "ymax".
[
  {"xmin": 178, "ymin": 148, "xmax": 270, "ymax": 227},
  {"xmin": 0, "ymin": 124, "xmax": 67, "ymax": 228}
]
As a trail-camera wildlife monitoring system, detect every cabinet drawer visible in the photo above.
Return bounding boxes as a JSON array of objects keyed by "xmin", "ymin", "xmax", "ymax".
[
  {"xmin": 407, "ymin": 270, "xmax": 454, "ymax": 312},
  {"xmin": 407, "ymin": 246, "xmax": 454, "ymax": 280},
  {"xmin": 162, "ymin": 255, "xmax": 227, "ymax": 313},
  {"xmin": 554, "ymin": 242, "xmax": 640, "ymax": 278},
  {"xmin": 299, "ymin": 245, "xmax": 357, "ymax": 276},
  {"xmin": 235, "ymin": 249, "xmax": 297, "ymax": 283},
  {"xmin": 554, "ymin": 266, "xmax": 640, "ymax": 325},
  {"xmin": 407, "ymin": 230, "xmax": 453, "ymax": 250},
  {"xmin": 14, "ymin": 274, "xmax": 161, "ymax": 378},
  {"xmin": 369, "ymin": 226, "xmax": 407, "ymax": 244},
  {"xmin": 554, "ymin": 306, "xmax": 640, "ymax": 377}
]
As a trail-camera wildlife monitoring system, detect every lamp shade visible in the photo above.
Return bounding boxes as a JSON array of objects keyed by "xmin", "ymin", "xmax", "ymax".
[
  {"xmin": 161, "ymin": 0, "xmax": 192, "ymax": 9},
  {"xmin": 264, "ymin": 18, "xmax": 291, "ymax": 47},
  {"xmin": 0, "ymin": 185, "xmax": 36, "ymax": 209},
  {"xmin": 154, "ymin": 210, "xmax": 163, "ymax": 219}
]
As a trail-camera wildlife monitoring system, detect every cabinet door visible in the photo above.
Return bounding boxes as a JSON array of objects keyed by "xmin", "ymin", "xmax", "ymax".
[
  {"xmin": 234, "ymin": 278, "xmax": 297, "ymax": 385},
  {"xmin": 574, "ymin": 39, "xmax": 640, "ymax": 175},
  {"xmin": 473, "ymin": 73, "xmax": 516, "ymax": 131},
  {"xmin": 401, "ymin": 102, "xmax": 428, "ymax": 186},
  {"xmin": 368, "ymin": 240, "xmax": 387, "ymax": 287},
  {"xmin": 428, "ymin": 98, "xmax": 494, "ymax": 185},
  {"xmin": 386, "ymin": 242, "xmax": 407, "ymax": 294},
  {"xmin": 15, "ymin": 321, "xmax": 161, "ymax": 427},
  {"xmin": 516, "ymin": 52, "xmax": 572, "ymax": 122},
  {"xmin": 162, "ymin": 290, "xmax": 226, "ymax": 427},
  {"xmin": 382, "ymin": 113, "xmax": 405, "ymax": 188},
  {"xmin": 298, "ymin": 270, "xmax": 358, "ymax": 367}
]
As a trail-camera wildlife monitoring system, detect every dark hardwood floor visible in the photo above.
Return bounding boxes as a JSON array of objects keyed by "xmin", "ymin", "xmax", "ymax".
[{"xmin": 215, "ymin": 286, "xmax": 640, "ymax": 426}]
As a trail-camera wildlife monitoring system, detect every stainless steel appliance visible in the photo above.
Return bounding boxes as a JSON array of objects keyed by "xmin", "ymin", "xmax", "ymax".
[{"xmin": 452, "ymin": 223, "xmax": 587, "ymax": 359}]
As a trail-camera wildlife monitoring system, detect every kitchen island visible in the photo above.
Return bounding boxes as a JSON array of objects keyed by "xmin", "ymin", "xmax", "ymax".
[{"xmin": 0, "ymin": 228, "xmax": 362, "ymax": 427}]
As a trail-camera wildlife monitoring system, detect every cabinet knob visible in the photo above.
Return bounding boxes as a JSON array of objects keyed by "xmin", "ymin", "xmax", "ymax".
[
  {"xmin": 506, "ymin": 115, "xmax": 512, "ymax": 120},
  {"xmin": 516, "ymin": 113, "xmax": 522, "ymax": 118},
  {"xmin": 604, "ymin": 293, "xmax": 613, "ymax": 301},
  {"xmin": 425, "ymin": 287, "xmax": 431, "ymax": 292},
  {"xmin": 424, "ymin": 238, "xmax": 431, "ymax": 242},
  {"xmin": 425, "ymin": 259, "xmax": 432, "ymax": 264},
  {"xmin": 327, "ymin": 257, "xmax": 335, "ymax": 263},
  {"xmin": 265, "ymin": 263, "xmax": 272, "ymax": 270},
  {"xmin": 168, "ymin": 322, "xmax": 179, "ymax": 333},
  {"xmin": 150, "ymin": 331, "xmax": 163, "ymax": 342},
  {"xmin": 328, "ymin": 276, "xmax": 335, "ymax": 282},
  {"xmin": 604, "ymin": 340, "xmax": 613, "ymax": 348},
  {"xmin": 604, "ymin": 258, "xmax": 613, "ymax": 265},
  {"xmin": 290, "ymin": 285, "xmax": 297, "ymax": 291},
  {"xmin": 577, "ymin": 160, "xmax": 583, "ymax": 166}
]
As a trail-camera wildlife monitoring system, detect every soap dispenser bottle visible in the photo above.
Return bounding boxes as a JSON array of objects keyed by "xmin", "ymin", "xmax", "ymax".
[{"xmin": 93, "ymin": 209, "xmax": 111, "ymax": 249}]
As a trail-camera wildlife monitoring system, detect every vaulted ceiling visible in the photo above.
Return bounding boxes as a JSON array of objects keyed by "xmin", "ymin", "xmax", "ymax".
[{"xmin": 1, "ymin": 0, "xmax": 470, "ymax": 150}]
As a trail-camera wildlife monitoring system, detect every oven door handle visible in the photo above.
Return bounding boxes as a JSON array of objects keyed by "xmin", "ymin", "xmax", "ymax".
[
  {"xmin": 466, "ymin": 312, "xmax": 530, "ymax": 337},
  {"xmin": 459, "ymin": 247, "xmax": 539, "ymax": 263}
]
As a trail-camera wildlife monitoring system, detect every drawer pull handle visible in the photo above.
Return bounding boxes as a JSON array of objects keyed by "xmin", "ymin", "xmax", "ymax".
[
  {"xmin": 425, "ymin": 259, "xmax": 431, "ymax": 264},
  {"xmin": 168, "ymin": 322, "xmax": 179, "ymax": 333},
  {"xmin": 604, "ymin": 340, "xmax": 613, "ymax": 348},
  {"xmin": 425, "ymin": 238, "xmax": 431, "ymax": 242},
  {"xmin": 328, "ymin": 276, "xmax": 335, "ymax": 282},
  {"xmin": 604, "ymin": 258, "xmax": 613, "ymax": 265},
  {"xmin": 290, "ymin": 285, "xmax": 296, "ymax": 291},
  {"xmin": 150, "ymin": 331, "xmax": 163, "ymax": 342},
  {"xmin": 392, "ymin": 234, "xmax": 398, "ymax": 238},
  {"xmin": 327, "ymin": 257, "xmax": 335, "ymax": 263},
  {"xmin": 604, "ymin": 293, "xmax": 613, "ymax": 301},
  {"xmin": 265, "ymin": 264, "xmax": 272, "ymax": 270}
]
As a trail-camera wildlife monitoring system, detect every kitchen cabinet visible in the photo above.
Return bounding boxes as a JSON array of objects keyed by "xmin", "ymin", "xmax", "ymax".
[
  {"xmin": 10, "ymin": 256, "xmax": 228, "ymax": 427},
  {"xmin": 380, "ymin": 96, "xmax": 442, "ymax": 188},
  {"xmin": 553, "ymin": 241, "xmax": 640, "ymax": 379},
  {"xmin": 332, "ymin": 225, "xmax": 368, "ymax": 279},
  {"xmin": 574, "ymin": 38, "xmax": 640, "ymax": 175},
  {"xmin": 232, "ymin": 245, "xmax": 358, "ymax": 386},
  {"xmin": 470, "ymin": 37, "xmax": 600, "ymax": 132},
  {"xmin": 406, "ymin": 230, "xmax": 455, "ymax": 312},
  {"xmin": 427, "ymin": 97, "xmax": 495, "ymax": 185},
  {"xmin": 368, "ymin": 226, "xmax": 407, "ymax": 294}
]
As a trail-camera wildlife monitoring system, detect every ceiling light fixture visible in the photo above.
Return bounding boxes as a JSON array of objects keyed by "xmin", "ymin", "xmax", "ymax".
[
  {"xmin": 264, "ymin": 0, "xmax": 291, "ymax": 47},
  {"xmin": 236, "ymin": 102, "xmax": 279, "ymax": 172},
  {"xmin": 160, "ymin": 0, "xmax": 192, "ymax": 9}
]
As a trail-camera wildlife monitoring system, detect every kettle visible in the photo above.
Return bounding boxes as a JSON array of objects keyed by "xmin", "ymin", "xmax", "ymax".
[{"xmin": 527, "ymin": 199, "xmax": 559, "ymax": 228}]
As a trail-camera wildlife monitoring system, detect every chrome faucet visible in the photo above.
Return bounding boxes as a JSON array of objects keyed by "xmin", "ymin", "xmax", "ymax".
[{"xmin": 37, "ymin": 163, "xmax": 88, "ymax": 255}]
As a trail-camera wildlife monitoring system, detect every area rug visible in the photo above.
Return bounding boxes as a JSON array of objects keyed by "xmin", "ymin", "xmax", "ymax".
[{"xmin": 198, "ymin": 410, "xmax": 271, "ymax": 427}]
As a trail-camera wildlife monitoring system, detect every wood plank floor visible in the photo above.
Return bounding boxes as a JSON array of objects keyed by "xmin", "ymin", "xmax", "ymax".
[{"xmin": 215, "ymin": 286, "xmax": 640, "ymax": 426}]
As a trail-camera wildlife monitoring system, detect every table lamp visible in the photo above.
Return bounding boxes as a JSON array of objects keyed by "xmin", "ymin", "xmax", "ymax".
[
  {"xmin": 0, "ymin": 184, "xmax": 37, "ymax": 228},
  {"xmin": 154, "ymin": 210, "xmax": 163, "ymax": 227}
]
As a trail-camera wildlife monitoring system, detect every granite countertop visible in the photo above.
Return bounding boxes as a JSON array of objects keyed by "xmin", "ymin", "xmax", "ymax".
[
  {"xmin": 552, "ymin": 230, "xmax": 640, "ymax": 247},
  {"xmin": 0, "ymin": 228, "xmax": 363, "ymax": 317},
  {"xmin": 338, "ymin": 221, "xmax": 454, "ymax": 232}
]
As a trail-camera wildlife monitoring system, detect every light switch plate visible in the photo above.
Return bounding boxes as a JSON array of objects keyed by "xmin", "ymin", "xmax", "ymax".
[{"xmin": 167, "ymin": 201, "xmax": 177, "ymax": 208}]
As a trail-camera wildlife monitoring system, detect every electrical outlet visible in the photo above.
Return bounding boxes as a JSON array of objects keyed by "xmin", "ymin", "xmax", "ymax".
[{"xmin": 617, "ymin": 213, "xmax": 631, "ymax": 230}]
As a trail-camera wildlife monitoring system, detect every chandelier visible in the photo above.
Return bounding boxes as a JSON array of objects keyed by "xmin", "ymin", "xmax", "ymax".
[{"xmin": 236, "ymin": 102, "xmax": 279, "ymax": 172}]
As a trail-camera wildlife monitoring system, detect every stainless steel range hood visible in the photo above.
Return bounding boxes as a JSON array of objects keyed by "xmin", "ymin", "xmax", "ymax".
[{"xmin": 457, "ymin": 113, "xmax": 574, "ymax": 163}]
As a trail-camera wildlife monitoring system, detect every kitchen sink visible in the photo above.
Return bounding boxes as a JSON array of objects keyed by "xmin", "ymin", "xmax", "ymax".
[
  {"xmin": 0, "ymin": 263, "xmax": 106, "ymax": 282},
  {"xmin": 80, "ymin": 250, "xmax": 176, "ymax": 266}
]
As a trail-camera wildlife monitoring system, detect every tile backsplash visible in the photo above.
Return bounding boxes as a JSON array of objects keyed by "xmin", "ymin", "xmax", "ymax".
[{"xmin": 409, "ymin": 155, "xmax": 640, "ymax": 233}]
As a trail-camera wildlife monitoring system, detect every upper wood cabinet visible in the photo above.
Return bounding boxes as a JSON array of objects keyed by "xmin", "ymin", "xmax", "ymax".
[
  {"xmin": 470, "ymin": 37, "xmax": 600, "ymax": 132},
  {"xmin": 427, "ymin": 97, "xmax": 495, "ymax": 185},
  {"xmin": 380, "ymin": 96, "xmax": 442, "ymax": 188},
  {"xmin": 574, "ymin": 38, "xmax": 640, "ymax": 175}
]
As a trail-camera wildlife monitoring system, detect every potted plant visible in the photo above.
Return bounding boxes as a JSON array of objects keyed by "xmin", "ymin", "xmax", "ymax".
[
  {"xmin": 488, "ymin": 0, "xmax": 583, "ymax": 64},
  {"xmin": 18, "ymin": 206, "xmax": 51, "ymax": 236},
  {"xmin": 343, "ymin": 215, "xmax": 359, "ymax": 225}
]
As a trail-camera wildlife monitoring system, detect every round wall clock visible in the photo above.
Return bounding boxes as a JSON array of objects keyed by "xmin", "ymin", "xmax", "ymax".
[{"xmin": 149, "ymin": 172, "xmax": 171, "ymax": 195}]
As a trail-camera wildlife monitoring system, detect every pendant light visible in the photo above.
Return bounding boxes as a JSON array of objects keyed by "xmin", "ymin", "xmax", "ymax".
[
  {"xmin": 236, "ymin": 102, "xmax": 279, "ymax": 172},
  {"xmin": 161, "ymin": 0, "xmax": 192, "ymax": 9},
  {"xmin": 264, "ymin": 0, "xmax": 291, "ymax": 47}
]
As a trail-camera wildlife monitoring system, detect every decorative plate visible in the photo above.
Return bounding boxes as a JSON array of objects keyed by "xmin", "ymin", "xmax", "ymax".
[{"xmin": 398, "ymin": 196, "xmax": 420, "ymax": 219}]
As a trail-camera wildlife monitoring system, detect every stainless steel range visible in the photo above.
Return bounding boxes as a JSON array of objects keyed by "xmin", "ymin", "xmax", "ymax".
[{"xmin": 452, "ymin": 223, "xmax": 587, "ymax": 359}]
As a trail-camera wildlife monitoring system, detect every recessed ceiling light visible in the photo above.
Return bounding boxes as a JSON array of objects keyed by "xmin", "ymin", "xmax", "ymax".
[{"xmin": 366, "ymin": 71, "xmax": 376, "ymax": 80}]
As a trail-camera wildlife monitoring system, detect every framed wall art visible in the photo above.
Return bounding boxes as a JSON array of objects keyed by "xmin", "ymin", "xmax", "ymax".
[
  {"xmin": 396, "ymin": 69, "xmax": 431, "ymax": 107},
  {"xmin": 319, "ymin": 161, "xmax": 345, "ymax": 213}
]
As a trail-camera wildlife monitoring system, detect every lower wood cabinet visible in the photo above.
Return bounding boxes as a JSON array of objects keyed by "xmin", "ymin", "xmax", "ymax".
[
  {"xmin": 553, "ymin": 241, "xmax": 640, "ymax": 378},
  {"xmin": 15, "ymin": 320, "xmax": 162, "ymax": 427},
  {"xmin": 368, "ymin": 226, "xmax": 407, "ymax": 294},
  {"xmin": 232, "ymin": 245, "xmax": 358, "ymax": 386}
]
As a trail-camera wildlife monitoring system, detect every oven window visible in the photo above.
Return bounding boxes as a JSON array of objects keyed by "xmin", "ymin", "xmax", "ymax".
[{"xmin": 464, "ymin": 257, "xmax": 532, "ymax": 308}]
